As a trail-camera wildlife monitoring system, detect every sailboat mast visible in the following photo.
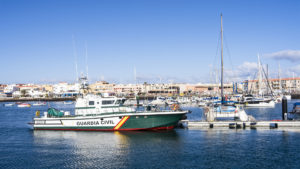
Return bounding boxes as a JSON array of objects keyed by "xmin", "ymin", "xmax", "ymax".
[
  {"xmin": 266, "ymin": 64, "xmax": 269, "ymax": 94},
  {"xmin": 278, "ymin": 63, "xmax": 282, "ymax": 92},
  {"xmin": 257, "ymin": 53, "xmax": 262, "ymax": 95},
  {"xmin": 221, "ymin": 13, "xmax": 224, "ymax": 103}
]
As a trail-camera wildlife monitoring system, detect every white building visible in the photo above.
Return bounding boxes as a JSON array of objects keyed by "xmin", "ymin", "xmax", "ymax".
[
  {"xmin": 53, "ymin": 82, "xmax": 80, "ymax": 97},
  {"xmin": 4, "ymin": 84, "xmax": 18, "ymax": 93}
]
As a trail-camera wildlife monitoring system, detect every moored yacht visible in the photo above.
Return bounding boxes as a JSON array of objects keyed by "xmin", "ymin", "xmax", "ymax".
[
  {"xmin": 242, "ymin": 95, "xmax": 275, "ymax": 108},
  {"xmin": 150, "ymin": 97, "xmax": 166, "ymax": 106},
  {"xmin": 18, "ymin": 103, "xmax": 31, "ymax": 107},
  {"xmin": 3, "ymin": 103, "xmax": 14, "ymax": 107},
  {"xmin": 204, "ymin": 104, "xmax": 249, "ymax": 122},
  {"xmin": 32, "ymin": 102, "xmax": 47, "ymax": 106},
  {"xmin": 63, "ymin": 101, "xmax": 74, "ymax": 105},
  {"xmin": 244, "ymin": 99, "xmax": 275, "ymax": 107}
]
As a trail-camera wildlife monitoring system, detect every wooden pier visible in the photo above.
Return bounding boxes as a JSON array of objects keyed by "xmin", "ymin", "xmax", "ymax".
[{"xmin": 180, "ymin": 120, "xmax": 300, "ymax": 129}]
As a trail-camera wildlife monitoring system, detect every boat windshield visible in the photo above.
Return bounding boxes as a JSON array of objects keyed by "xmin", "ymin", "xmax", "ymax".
[{"xmin": 115, "ymin": 99, "xmax": 126, "ymax": 105}]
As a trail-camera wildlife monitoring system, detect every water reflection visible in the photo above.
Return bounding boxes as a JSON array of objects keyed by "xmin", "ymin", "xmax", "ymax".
[
  {"xmin": 33, "ymin": 130, "xmax": 181, "ymax": 168},
  {"xmin": 4, "ymin": 100, "xmax": 300, "ymax": 168},
  {"xmin": 33, "ymin": 130, "xmax": 180, "ymax": 145}
]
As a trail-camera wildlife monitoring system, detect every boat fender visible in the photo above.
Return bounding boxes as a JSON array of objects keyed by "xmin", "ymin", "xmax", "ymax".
[
  {"xmin": 35, "ymin": 110, "xmax": 40, "ymax": 117},
  {"xmin": 171, "ymin": 104, "xmax": 179, "ymax": 111}
]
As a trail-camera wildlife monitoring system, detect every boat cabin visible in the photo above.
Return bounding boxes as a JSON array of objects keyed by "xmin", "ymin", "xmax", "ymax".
[{"xmin": 75, "ymin": 94, "xmax": 129, "ymax": 116}]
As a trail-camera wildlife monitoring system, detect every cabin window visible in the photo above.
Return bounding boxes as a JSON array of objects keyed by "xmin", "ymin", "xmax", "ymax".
[
  {"xmin": 115, "ymin": 99, "xmax": 124, "ymax": 105},
  {"xmin": 89, "ymin": 101, "xmax": 95, "ymax": 105},
  {"xmin": 102, "ymin": 100, "xmax": 115, "ymax": 105}
]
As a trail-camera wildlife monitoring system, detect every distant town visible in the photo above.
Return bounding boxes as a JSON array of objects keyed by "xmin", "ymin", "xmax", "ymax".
[{"xmin": 0, "ymin": 77, "xmax": 299, "ymax": 100}]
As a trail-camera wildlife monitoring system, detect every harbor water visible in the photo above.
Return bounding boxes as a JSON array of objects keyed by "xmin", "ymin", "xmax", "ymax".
[{"xmin": 1, "ymin": 101, "xmax": 300, "ymax": 168}]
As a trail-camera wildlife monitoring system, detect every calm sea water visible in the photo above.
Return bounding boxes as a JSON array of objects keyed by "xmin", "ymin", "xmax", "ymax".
[{"xmin": 1, "ymin": 100, "xmax": 300, "ymax": 168}]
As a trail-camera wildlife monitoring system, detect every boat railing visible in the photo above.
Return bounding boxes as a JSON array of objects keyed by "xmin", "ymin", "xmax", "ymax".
[
  {"xmin": 100, "ymin": 105, "xmax": 181, "ymax": 114},
  {"xmin": 45, "ymin": 104, "xmax": 183, "ymax": 118}
]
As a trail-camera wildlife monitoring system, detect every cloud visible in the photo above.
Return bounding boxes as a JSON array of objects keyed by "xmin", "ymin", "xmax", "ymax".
[
  {"xmin": 288, "ymin": 65, "xmax": 300, "ymax": 76},
  {"xmin": 237, "ymin": 62, "xmax": 258, "ymax": 75},
  {"xmin": 222, "ymin": 62, "xmax": 258, "ymax": 82},
  {"xmin": 264, "ymin": 50, "xmax": 300, "ymax": 62},
  {"xmin": 136, "ymin": 75, "xmax": 202, "ymax": 84}
]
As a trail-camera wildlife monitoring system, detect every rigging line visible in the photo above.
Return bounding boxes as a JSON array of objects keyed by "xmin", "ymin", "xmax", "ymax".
[
  {"xmin": 72, "ymin": 35, "xmax": 78, "ymax": 82},
  {"xmin": 261, "ymin": 63, "xmax": 274, "ymax": 97},
  {"xmin": 212, "ymin": 31, "xmax": 221, "ymax": 84},
  {"xmin": 249, "ymin": 71, "xmax": 257, "ymax": 94},
  {"xmin": 213, "ymin": 31, "xmax": 221, "ymax": 72},
  {"xmin": 223, "ymin": 33, "xmax": 234, "ymax": 74}
]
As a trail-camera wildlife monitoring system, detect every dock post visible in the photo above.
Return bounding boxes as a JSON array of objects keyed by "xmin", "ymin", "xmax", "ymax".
[
  {"xmin": 282, "ymin": 96, "xmax": 287, "ymax": 120},
  {"xmin": 236, "ymin": 123, "xmax": 242, "ymax": 129},
  {"xmin": 250, "ymin": 122, "xmax": 257, "ymax": 129},
  {"xmin": 270, "ymin": 123, "xmax": 278, "ymax": 129},
  {"xmin": 229, "ymin": 123, "xmax": 236, "ymax": 129}
]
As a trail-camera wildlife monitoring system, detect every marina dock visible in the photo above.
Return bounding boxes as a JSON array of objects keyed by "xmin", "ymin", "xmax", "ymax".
[{"xmin": 180, "ymin": 120, "xmax": 300, "ymax": 129}]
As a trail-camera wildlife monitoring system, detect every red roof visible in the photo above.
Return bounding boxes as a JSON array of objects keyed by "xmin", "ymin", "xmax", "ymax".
[{"xmin": 245, "ymin": 77, "xmax": 300, "ymax": 82}]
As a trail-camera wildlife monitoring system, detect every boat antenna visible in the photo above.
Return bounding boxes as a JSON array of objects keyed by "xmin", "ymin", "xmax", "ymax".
[
  {"xmin": 85, "ymin": 40, "xmax": 89, "ymax": 79},
  {"xmin": 72, "ymin": 35, "xmax": 79, "ymax": 82},
  {"xmin": 134, "ymin": 66, "xmax": 137, "ymax": 84},
  {"xmin": 134, "ymin": 66, "xmax": 137, "ymax": 95},
  {"xmin": 221, "ymin": 13, "xmax": 224, "ymax": 104}
]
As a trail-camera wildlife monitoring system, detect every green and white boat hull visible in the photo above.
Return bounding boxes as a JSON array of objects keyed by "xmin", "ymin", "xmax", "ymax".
[{"xmin": 32, "ymin": 111, "xmax": 187, "ymax": 131}]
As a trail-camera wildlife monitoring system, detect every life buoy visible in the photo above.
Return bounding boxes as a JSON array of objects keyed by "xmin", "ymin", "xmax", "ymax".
[{"xmin": 171, "ymin": 104, "xmax": 179, "ymax": 111}]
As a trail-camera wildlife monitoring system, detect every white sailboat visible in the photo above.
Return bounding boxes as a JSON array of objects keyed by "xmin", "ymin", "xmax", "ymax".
[
  {"xmin": 244, "ymin": 98, "xmax": 275, "ymax": 107},
  {"xmin": 205, "ymin": 14, "xmax": 249, "ymax": 122},
  {"xmin": 4, "ymin": 103, "xmax": 14, "ymax": 107},
  {"xmin": 150, "ymin": 97, "xmax": 166, "ymax": 106},
  {"xmin": 244, "ymin": 54, "xmax": 275, "ymax": 108},
  {"xmin": 32, "ymin": 102, "xmax": 47, "ymax": 106}
]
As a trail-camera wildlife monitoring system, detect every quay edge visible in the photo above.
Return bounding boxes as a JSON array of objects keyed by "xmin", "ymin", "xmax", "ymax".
[
  {"xmin": 0, "ymin": 97, "xmax": 75, "ymax": 102},
  {"xmin": 180, "ymin": 120, "xmax": 300, "ymax": 129}
]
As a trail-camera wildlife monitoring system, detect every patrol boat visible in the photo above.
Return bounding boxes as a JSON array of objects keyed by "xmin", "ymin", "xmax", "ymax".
[{"xmin": 31, "ymin": 93, "xmax": 188, "ymax": 131}]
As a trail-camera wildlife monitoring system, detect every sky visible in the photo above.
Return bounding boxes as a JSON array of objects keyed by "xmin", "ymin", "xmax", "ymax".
[{"xmin": 0, "ymin": 0, "xmax": 300, "ymax": 84}]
